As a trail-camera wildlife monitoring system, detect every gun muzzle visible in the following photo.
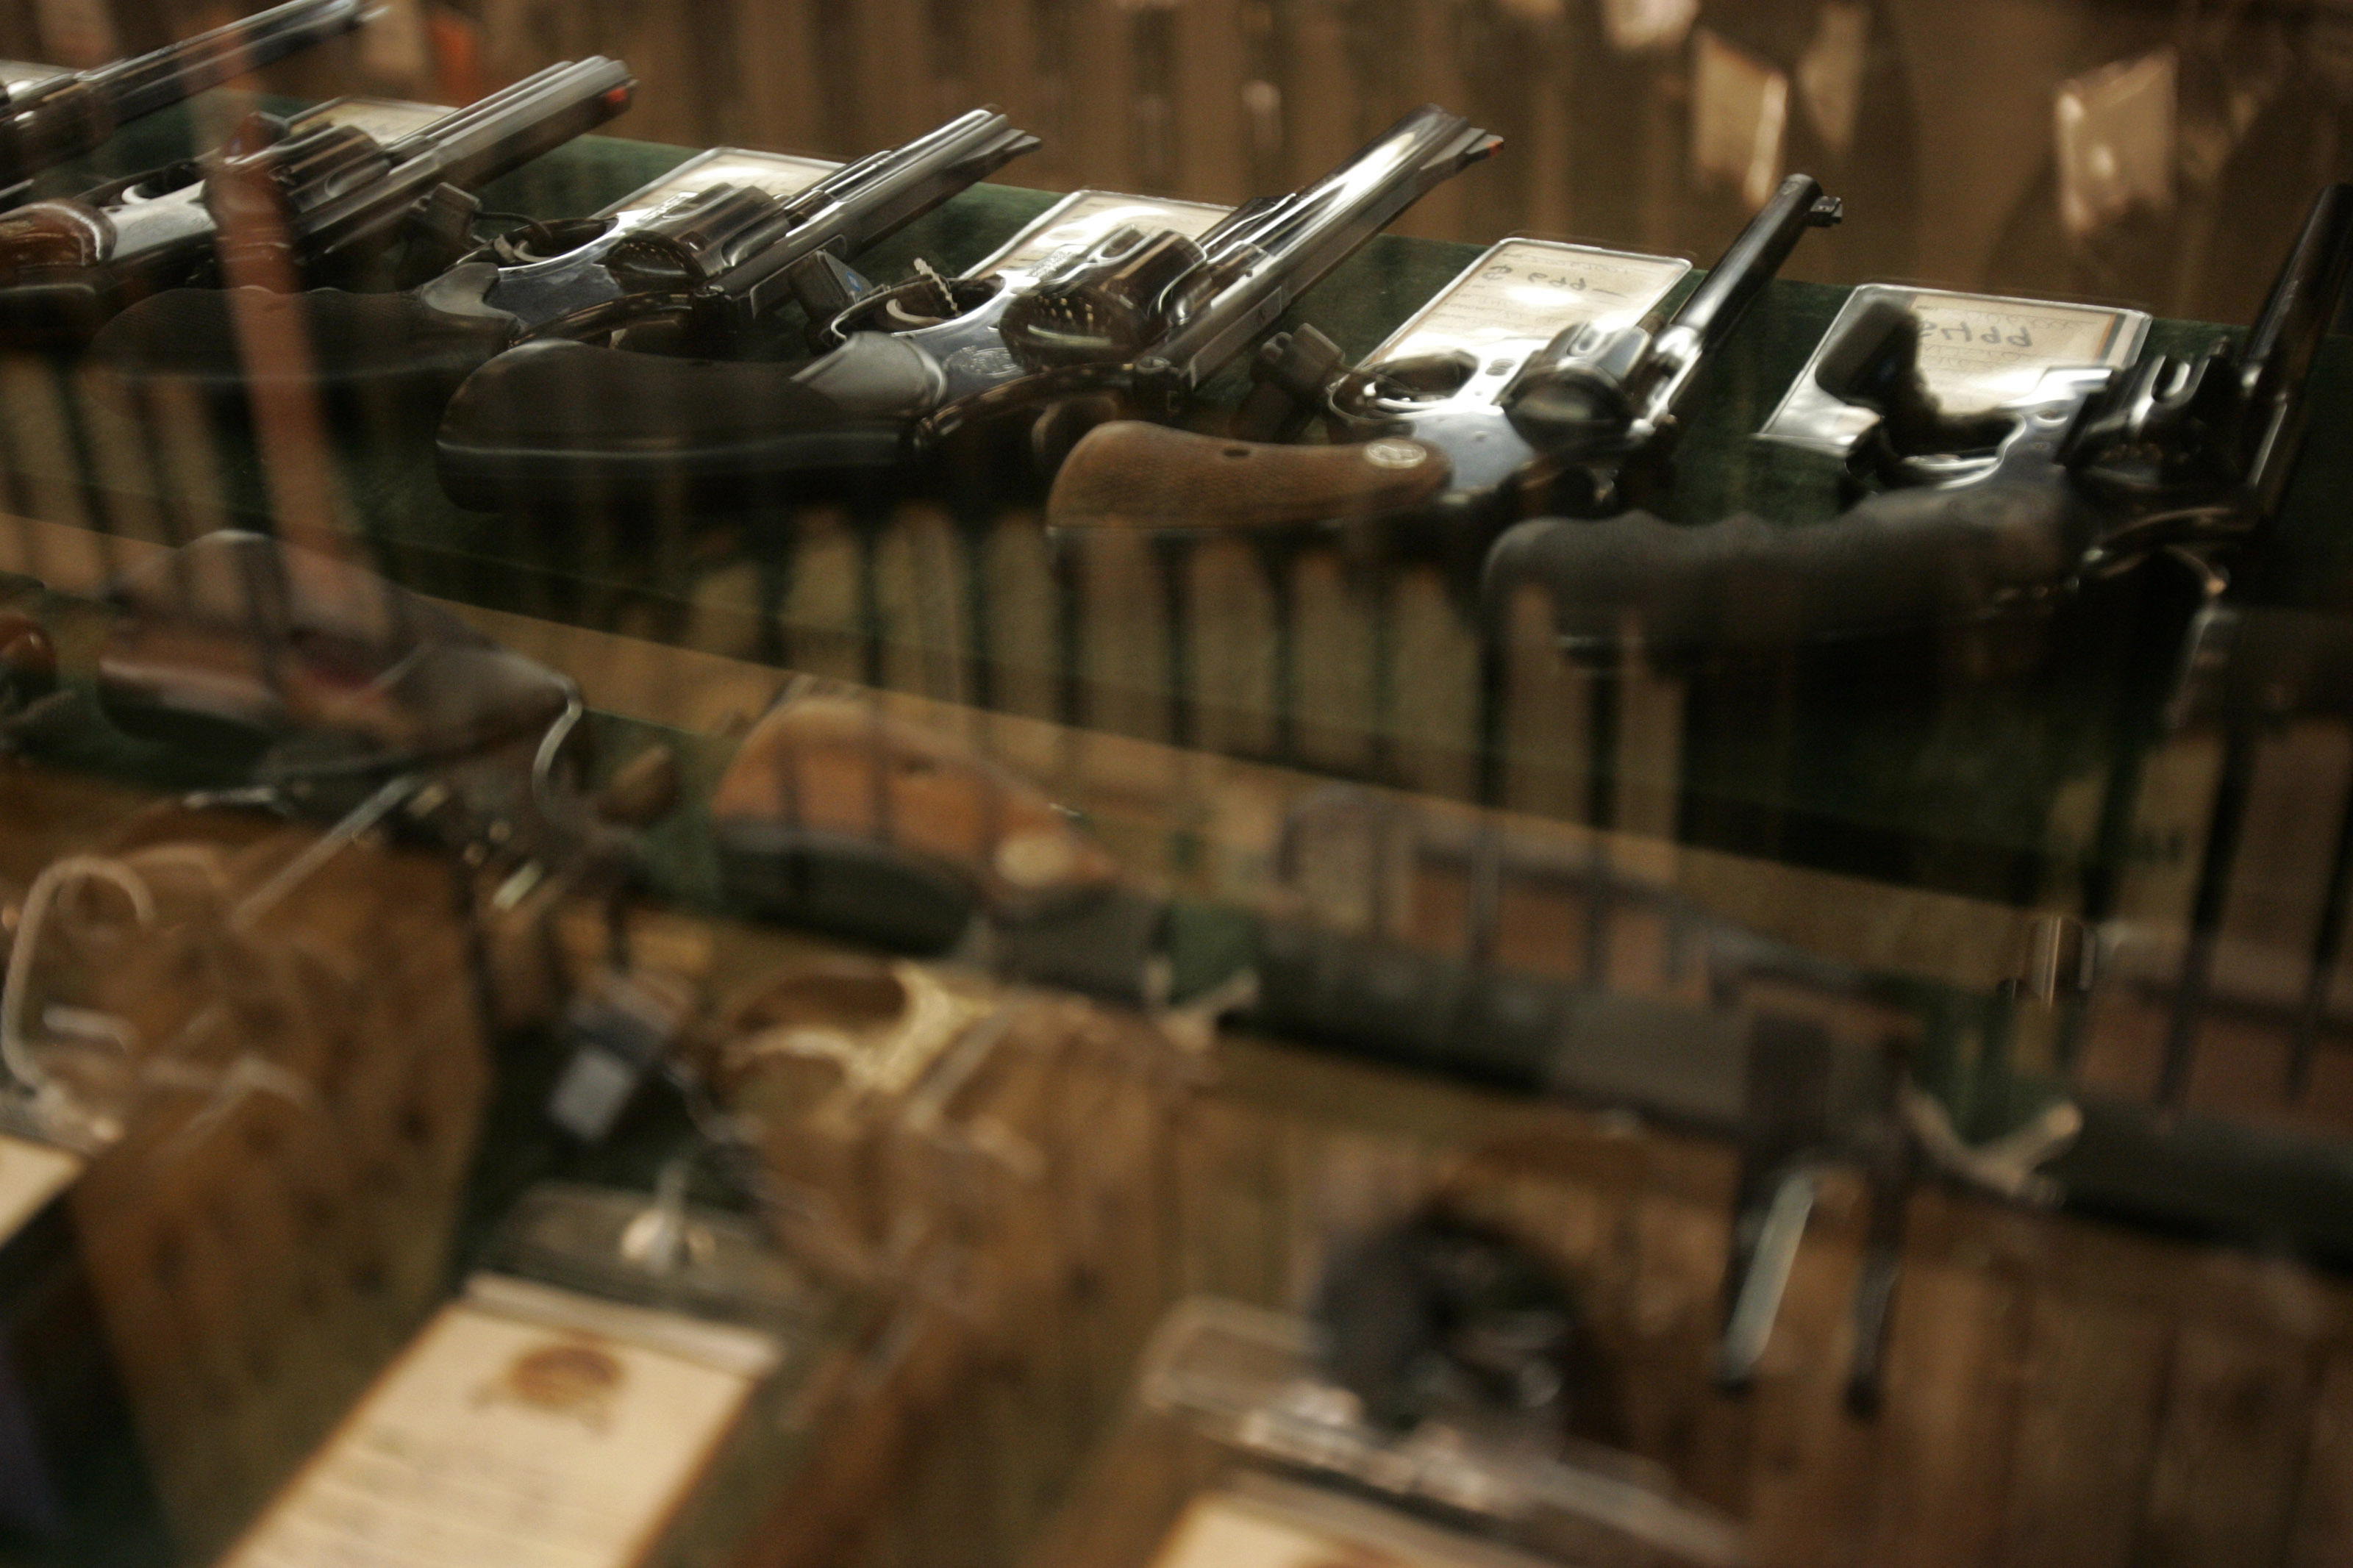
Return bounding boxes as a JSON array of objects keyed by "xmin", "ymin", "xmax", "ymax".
[
  {"xmin": 0, "ymin": 0, "xmax": 367, "ymax": 187},
  {"xmin": 91, "ymin": 0, "xmax": 370, "ymax": 126}
]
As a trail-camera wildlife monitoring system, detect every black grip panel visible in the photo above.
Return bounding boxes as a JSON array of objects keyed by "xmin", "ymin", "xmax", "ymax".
[
  {"xmin": 435, "ymin": 335, "xmax": 925, "ymax": 512},
  {"xmin": 1481, "ymin": 478, "xmax": 2099, "ymax": 656},
  {"xmin": 90, "ymin": 285, "xmax": 515, "ymax": 420}
]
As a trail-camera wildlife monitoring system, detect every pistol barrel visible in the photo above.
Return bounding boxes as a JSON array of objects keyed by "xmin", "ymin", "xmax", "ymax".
[
  {"xmin": 300, "ymin": 58, "xmax": 635, "ymax": 257},
  {"xmin": 87, "ymin": 0, "xmax": 368, "ymax": 124},
  {"xmin": 1631, "ymin": 173, "xmax": 1841, "ymax": 428},
  {"xmin": 2236, "ymin": 182, "xmax": 2353, "ymax": 514},
  {"xmin": 1153, "ymin": 103, "xmax": 1500, "ymax": 385},
  {"xmin": 731, "ymin": 107, "xmax": 1039, "ymax": 307}
]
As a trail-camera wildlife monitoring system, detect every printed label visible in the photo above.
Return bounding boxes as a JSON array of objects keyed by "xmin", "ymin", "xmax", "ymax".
[
  {"xmin": 220, "ymin": 1281, "xmax": 779, "ymax": 1568},
  {"xmin": 610, "ymin": 148, "xmax": 840, "ymax": 214},
  {"xmin": 0, "ymin": 1133, "xmax": 80, "ymax": 1244},
  {"xmin": 1761, "ymin": 284, "xmax": 2150, "ymax": 454},
  {"xmin": 1372, "ymin": 239, "xmax": 1691, "ymax": 368},
  {"xmin": 0, "ymin": 60, "xmax": 62, "ymax": 90},
  {"xmin": 968, "ymin": 190, "xmax": 1229, "ymax": 281},
  {"xmin": 292, "ymin": 97, "xmax": 454, "ymax": 144}
]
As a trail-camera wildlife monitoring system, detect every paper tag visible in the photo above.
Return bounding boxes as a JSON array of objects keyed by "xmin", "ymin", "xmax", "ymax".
[
  {"xmin": 1690, "ymin": 28, "xmax": 1788, "ymax": 211},
  {"xmin": 0, "ymin": 60, "xmax": 63, "ymax": 90},
  {"xmin": 966, "ymin": 190, "xmax": 1229, "ymax": 282},
  {"xmin": 0, "ymin": 1133, "xmax": 80, "ymax": 1244},
  {"xmin": 221, "ymin": 1281, "xmax": 778, "ymax": 1568},
  {"xmin": 1150, "ymin": 1485, "xmax": 1555, "ymax": 1568},
  {"xmin": 290, "ymin": 97, "xmax": 455, "ymax": 144},
  {"xmin": 607, "ymin": 148, "xmax": 841, "ymax": 215},
  {"xmin": 2055, "ymin": 50, "xmax": 2176, "ymax": 238},
  {"xmin": 1760, "ymin": 284, "xmax": 2151, "ymax": 454},
  {"xmin": 1371, "ymin": 239, "xmax": 1691, "ymax": 368}
]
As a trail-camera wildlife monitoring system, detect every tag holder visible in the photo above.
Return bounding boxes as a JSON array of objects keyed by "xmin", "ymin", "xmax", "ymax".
[
  {"xmin": 1032, "ymin": 1297, "xmax": 1744, "ymax": 1568},
  {"xmin": 216, "ymin": 1175, "xmax": 870, "ymax": 1568},
  {"xmin": 1760, "ymin": 283, "xmax": 2150, "ymax": 459}
]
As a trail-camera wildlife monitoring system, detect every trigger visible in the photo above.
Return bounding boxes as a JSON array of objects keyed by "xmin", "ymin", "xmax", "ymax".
[
  {"xmin": 397, "ymin": 185, "xmax": 483, "ymax": 287},
  {"xmin": 787, "ymin": 251, "xmax": 874, "ymax": 351}
]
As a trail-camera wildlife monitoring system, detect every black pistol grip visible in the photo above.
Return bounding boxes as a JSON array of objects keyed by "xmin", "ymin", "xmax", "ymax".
[
  {"xmin": 435, "ymin": 336, "xmax": 924, "ymax": 512},
  {"xmin": 1481, "ymin": 479, "xmax": 2099, "ymax": 659},
  {"xmin": 90, "ymin": 284, "xmax": 516, "ymax": 419}
]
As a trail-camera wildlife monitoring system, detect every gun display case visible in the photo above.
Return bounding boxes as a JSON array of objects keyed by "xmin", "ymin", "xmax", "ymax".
[{"xmin": 0, "ymin": 2, "xmax": 2347, "ymax": 1566}]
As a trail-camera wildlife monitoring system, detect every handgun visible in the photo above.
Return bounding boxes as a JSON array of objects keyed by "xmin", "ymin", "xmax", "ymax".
[
  {"xmin": 0, "ymin": 57, "xmax": 635, "ymax": 348},
  {"xmin": 1046, "ymin": 173, "xmax": 1840, "ymax": 565},
  {"xmin": 0, "ymin": 0, "xmax": 369, "ymax": 200},
  {"xmin": 1479, "ymin": 182, "xmax": 2353, "ymax": 663},
  {"xmin": 432, "ymin": 104, "xmax": 1501, "ymax": 510},
  {"xmin": 92, "ymin": 107, "xmax": 1039, "ymax": 419}
]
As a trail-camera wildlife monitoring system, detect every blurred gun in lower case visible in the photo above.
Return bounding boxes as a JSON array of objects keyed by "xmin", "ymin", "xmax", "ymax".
[
  {"xmin": 93, "ymin": 107, "xmax": 1040, "ymax": 427},
  {"xmin": 1046, "ymin": 172, "xmax": 1841, "ymax": 568},
  {"xmin": 427, "ymin": 102, "xmax": 1502, "ymax": 511},
  {"xmin": 0, "ymin": 56, "xmax": 636, "ymax": 348},
  {"xmin": 1480, "ymin": 182, "xmax": 2353, "ymax": 666},
  {"xmin": 0, "ymin": 0, "xmax": 369, "ymax": 198}
]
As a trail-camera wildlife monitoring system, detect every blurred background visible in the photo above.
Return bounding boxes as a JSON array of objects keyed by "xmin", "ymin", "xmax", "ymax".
[{"xmin": 10, "ymin": 0, "xmax": 2346, "ymax": 323}]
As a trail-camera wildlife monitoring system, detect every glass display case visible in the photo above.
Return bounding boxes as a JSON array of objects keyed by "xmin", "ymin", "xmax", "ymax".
[{"xmin": 0, "ymin": 2, "xmax": 2347, "ymax": 1565}]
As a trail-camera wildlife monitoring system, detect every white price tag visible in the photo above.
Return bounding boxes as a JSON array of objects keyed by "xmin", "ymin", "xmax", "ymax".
[
  {"xmin": 291, "ymin": 97, "xmax": 454, "ymax": 144},
  {"xmin": 220, "ymin": 1278, "xmax": 781, "ymax": 1568},
  {"xmin": 1371, "ymin": 238, "xmax": 1691, "ymax": 369},
  {"xmin": 0, "ymin": 60, "xmax": 63, "ymax": 91},
  {"xmin": 1761, "ymin": 283, "xmax": 2150, "ymax": 454},
  {"xmin": 0, "ymin": 1133, "xmax": 80, "ymax": 1244},
  {"xmin": 967, "ymin": 189, "xmax": 1229, "ymax": 282},
  {"xmin": 609, "ymin": 148, "xmax": 841, "ymax": 215}
]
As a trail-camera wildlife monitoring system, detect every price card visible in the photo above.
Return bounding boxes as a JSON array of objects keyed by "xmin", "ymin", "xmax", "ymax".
[
  {"xmin": 290, "ymin": 96, "xmax": 454, "ymax": 143},
  {"xmin": 1371, "ymin": 238, "xmax": 1692, "ymax": 370},
  {"xmin": 0, "ymin": 60, "xmax": 61, "ymax": 90},
  {"xmin": 218, "ymin": 1275, "xmax": 782, "ymax": 1568},
  {"xmin": 965, "ymin": 189, "xmax": 1229, "ymax": 282},
  {"xmin": 1760, "ymin": 283, "xmax": 2150, "ymax": 455},
  {"xmin": 605, "ymin": 147, "xmax": 841, "ymax": 215},
  {"xmin": 0, "ymin": 1133, "xmax": 79, "ymax": 1244}
]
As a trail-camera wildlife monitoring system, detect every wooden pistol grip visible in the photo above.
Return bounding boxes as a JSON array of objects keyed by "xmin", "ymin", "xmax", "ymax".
[{"xmin": 1047, "ymin": 420, "xmax": 1453, "ymax": 531}]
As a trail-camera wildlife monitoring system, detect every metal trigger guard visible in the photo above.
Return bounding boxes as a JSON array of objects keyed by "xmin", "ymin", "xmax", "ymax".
[
  {"xmin": 818, "ymin": 271, "xmax": 1002, "ymax": 349},
  {"xmin": 909, "ymin": 362, "xmax": 1160, "ymax": 448}
]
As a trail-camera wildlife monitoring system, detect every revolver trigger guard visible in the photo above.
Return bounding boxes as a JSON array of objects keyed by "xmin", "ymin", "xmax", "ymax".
[{"xmin": 910, "ymin": 363, "xmax": 1145, "ymax": 451}]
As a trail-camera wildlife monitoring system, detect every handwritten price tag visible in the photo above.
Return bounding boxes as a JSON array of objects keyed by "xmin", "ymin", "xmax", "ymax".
[
  {"xmin": 1762, "ymin": 284, "xmax": 2149, "ymax": 454},
  {"xmin": 1374, "ymin": 239, "xmax": 1692, "ymax": 366},
  {"xmin": 971, "ymin": 190, "xmax": 1229, "ymax": 281},
  {"xmin": 613, "ymin": 148, "xmax": 840, "ymax": 213},
  {"xmin": 221, "ymin": 1278, "xmax": 782, "ymax": 1568}
]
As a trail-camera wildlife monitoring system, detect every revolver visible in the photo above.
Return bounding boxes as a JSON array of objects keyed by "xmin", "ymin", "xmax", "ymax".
[
  {"xmin": 0, "ymin": 0, "xmax": 368, "ymax": 200},
  {"xmin": 432, "ymin": 104, "xmax": 1501, "ymax": 509},
  {"xmin": 93, "ymin": 107, "xmax": 1040, "ymax": 420},
  {"xmin": 1480, "ymin": 182, "xmax": 2353, "ymax": 662},
  {"xmin": 1046, "ymin": 173, "xmax": 1841, "ymax": 565},
  {"xmin": 0, "ymin": 57, "xmax": 635, "ymax": 348}
]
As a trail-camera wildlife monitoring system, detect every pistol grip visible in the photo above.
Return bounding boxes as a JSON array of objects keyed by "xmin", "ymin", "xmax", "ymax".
[
  {"xmin": 1481, "ymin": 479, "xmax": 2099, "ymax": 659},
  {"xmin": 90, "ymin": 284, "xmax": 517, "ymax": 422},
  {"xmin": 435, "ymin": 337, "xmax": 912, "ymax": 512},
  {"xmin": 1047, "ymin": 421, "xmax": 1452, "ymax": 534}
]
